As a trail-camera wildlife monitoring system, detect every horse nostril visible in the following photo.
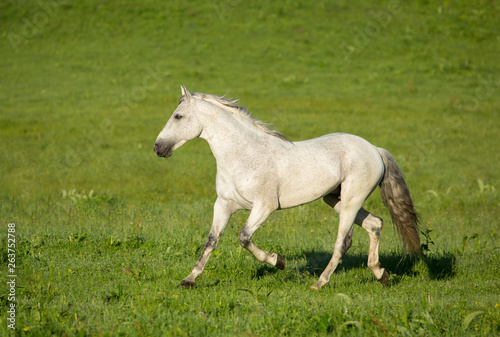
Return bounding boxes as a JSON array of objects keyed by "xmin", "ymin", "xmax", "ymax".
[{"xmin": 154, "ymin": 142, "xmax": 159, "ymax": 153}]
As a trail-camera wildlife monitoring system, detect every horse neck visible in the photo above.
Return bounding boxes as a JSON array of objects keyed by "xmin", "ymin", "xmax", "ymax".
[{"xmin": 198, "ymin": 106, "xmax": 278, "ymax": 165}]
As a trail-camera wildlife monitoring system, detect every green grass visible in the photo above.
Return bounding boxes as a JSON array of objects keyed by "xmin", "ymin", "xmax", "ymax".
[{"xmin": 1, "ymin": 0, "xmax": 499, "ymax": 335}]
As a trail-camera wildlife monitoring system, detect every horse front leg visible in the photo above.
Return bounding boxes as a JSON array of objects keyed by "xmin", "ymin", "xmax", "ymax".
[
  {"xmin": 178, "ymin": 198, "xmax": 236, "ymax": 288},
  {"xmin": 238, "ymin": 204, "xmax": 285, "ymax": 270}
]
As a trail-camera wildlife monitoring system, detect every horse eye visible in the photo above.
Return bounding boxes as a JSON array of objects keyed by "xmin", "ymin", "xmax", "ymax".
[{"xmin": 175, "ymin": 114, "xmax": 182, "ymax": 120}]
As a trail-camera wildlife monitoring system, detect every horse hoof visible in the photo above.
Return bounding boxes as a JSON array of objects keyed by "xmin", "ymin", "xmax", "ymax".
[
  {"xmin": 177, "ymin": 279, "xmax": 196, "ymax": 289},
  {"xmin": 276, "ymin": 254, "xmax": 285, "ymax": 270},
  {"xmin": 310, "ymin": 285, "xmax": 319, "ymax": 291},
  {"xmin": 379, "ymin": 270, "xmax": 389, "ymax": 286}
]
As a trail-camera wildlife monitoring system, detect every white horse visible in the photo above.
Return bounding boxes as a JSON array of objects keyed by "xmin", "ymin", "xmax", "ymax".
[{"xmin": 154, "ymin": 86, "xmax": 420, "ymax": 290}]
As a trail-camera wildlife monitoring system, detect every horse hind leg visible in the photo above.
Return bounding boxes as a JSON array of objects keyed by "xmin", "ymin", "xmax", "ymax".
[
  {"xmin": 323, "ymin": 193, "xmax": 354, "ymax": 253},
  {"xmin": 355, "ymin": 208, "xmax": 389, "ymax": 285},
  {"xmin": 315, "ymin": 193, "xmax": 388, "ymax": 289},
  {"xmin": 311, "ymin": 192, "xmax": 365, "ymax": 290}
]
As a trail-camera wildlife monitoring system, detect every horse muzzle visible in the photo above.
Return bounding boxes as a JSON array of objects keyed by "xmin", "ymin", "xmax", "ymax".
[{"xmin": 153, "ymin": 141, "xmax": 173, "ymax": 158}]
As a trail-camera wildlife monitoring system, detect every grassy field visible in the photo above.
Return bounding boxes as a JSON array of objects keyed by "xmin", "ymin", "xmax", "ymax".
[{"xmin": 1, "ymin": 0, "xmax": 499, "ymax": 335}]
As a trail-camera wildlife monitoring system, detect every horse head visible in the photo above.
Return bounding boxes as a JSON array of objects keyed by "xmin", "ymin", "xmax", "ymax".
[{"xmin": 154, "ymin": 86, "xmax": 203, "ymax": 158}]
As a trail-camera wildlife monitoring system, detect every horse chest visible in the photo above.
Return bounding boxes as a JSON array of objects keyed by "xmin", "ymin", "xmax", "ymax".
[{"xmin": 215, "ymin": 165, "xmax": 275, "ymax": 209}]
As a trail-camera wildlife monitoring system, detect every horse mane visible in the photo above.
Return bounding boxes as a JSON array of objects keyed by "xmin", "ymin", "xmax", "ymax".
[{"xmin": 182, "ymin": 92, "xmax": 292, "ymax": 143}]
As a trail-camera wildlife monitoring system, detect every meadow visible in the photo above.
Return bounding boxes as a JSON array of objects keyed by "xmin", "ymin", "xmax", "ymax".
[{"xmin": 0, "ymin": 0, "xmax": 499, "ymax": 335}]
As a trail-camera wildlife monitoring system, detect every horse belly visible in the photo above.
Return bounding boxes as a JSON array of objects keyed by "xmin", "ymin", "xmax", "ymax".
[{"xmin": 277, "ymin": 166, "xmax": 341, "ymax": 209}]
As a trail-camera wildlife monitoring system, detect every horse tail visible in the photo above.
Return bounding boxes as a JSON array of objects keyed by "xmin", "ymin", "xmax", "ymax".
[{"xmin": 377, "ymin": 147, "xmax": 421, "ymax": 255}]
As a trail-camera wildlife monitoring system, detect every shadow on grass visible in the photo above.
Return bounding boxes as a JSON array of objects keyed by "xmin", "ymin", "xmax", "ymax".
[
  {"xmin": 422, "ymin": 252, "xmax": 457, "ymax": 280},
  {"xmin": 252, "ymin": 264, "xmax": 282, "ymax": 279},
  {"xmin": 254, "ymin": 249, "xmax": 457, "ymax": 284}
]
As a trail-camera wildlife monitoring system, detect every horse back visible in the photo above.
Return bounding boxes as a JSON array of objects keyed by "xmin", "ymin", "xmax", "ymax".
[{"xmin": 274, "ymin": 133, "xmax": 383, "ymax": 208}]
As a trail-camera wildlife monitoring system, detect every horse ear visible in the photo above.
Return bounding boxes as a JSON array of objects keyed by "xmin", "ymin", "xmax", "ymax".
[{"xmin": 180, "ymin": 85, "xmax": 191, "ymax": 101}]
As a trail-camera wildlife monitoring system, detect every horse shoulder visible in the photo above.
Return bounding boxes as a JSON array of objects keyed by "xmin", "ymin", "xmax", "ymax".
[{"xmin": 215, "ymin": 161, "xmax": 279, "ymax": 210}]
